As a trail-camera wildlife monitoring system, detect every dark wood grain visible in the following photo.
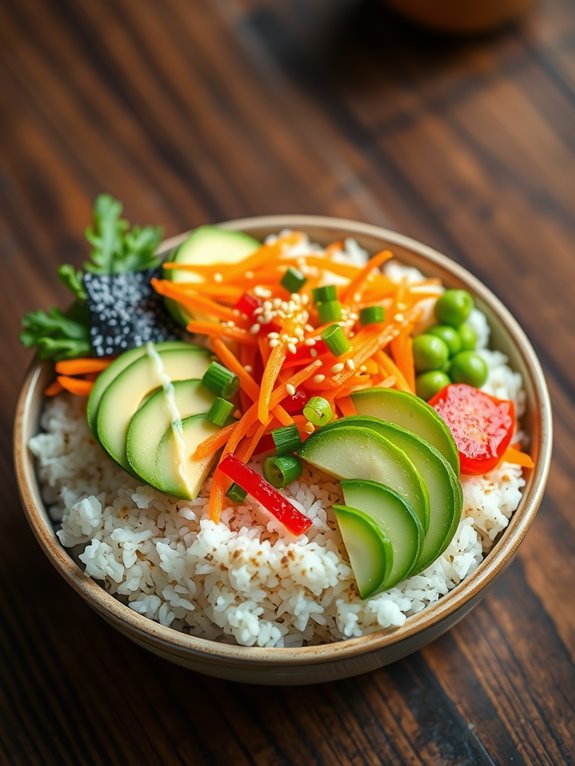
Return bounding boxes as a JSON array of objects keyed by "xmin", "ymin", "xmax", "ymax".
[{"xmin": 1, "ymin": 0, "xmax": 574, "ymax": 763}]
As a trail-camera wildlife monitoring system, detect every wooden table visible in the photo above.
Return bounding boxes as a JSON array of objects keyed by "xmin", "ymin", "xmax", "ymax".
[{"xmin": 1, "ymin": 0, "xmax": 574, "ymax": 763}]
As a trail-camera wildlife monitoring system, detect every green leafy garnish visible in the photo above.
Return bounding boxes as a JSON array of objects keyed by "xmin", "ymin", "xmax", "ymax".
[
  {"xmin": 83, "ymin": 194, "xmax": 163, "ymax": 275},
  {"xmin": 20, "ymin": 194, "xmax": 164, "ymax": 360}
]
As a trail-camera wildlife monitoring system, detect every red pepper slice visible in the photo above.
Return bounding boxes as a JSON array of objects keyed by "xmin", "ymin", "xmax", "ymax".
[
  {"xmin": 282, "ymin": 389, "xmax": 308, "ymax": 414},
  {"xmin": 218, "ymin": 455, "xmax": 312, "ymax": 536},
  {"xmin": 233, "ymin": 293, "xmax": 260, "ymax": 318},
  {"xmin": 429, "ymin": 383, "xmax": 515, "ymax": 475}
]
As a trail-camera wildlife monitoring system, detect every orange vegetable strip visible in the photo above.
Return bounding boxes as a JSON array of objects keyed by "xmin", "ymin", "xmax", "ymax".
[
  {"xmin": 342, "ymin": 250, "xmax": 393, "ymax": 302},
  {"xmin": 301, "ymin": 255, "xmax": 361, "ymax": 279},
  {"xmin": 389, "ymin": 329, "xmax": 415, "ymax": 393},
  {"xmin": 152, "ymin": 279, "xmax": 239, "ymax": 322},
  {"xmin": 258, "ymin": 342, "xmax": 288, "ymax": 424},
  {"xmin": 194, "ymin": 422, "xmax": 237, "ymax": 459},
  {"xmin": 502, "ymin": 447, "xmax": 535, "ymax": 468},
  {"xmin": 211, "ymin": 338, "xmax": 260, "ymax": 400},
  {"xmin": 337, "ymin": 395, "xmax": 357, "ymax": 417},
  {"xmin": 56, "ymin": 376, "xmax": 94, "ymax": 396},
  {"xmin": 44, "ymin": 380, "xmax": 64, "ymax": 397},
  {"xmin": 236, "ymin": 421, "xmax": 268, "ymax": 463},
  {"xmin": 186, "ymin": 321, "xmax": 259, "ymax": 345},
  {"xmin": 55, "ymin": 358, "xmax": 112, "ymax": 376},
  {"xmin": 155, "ymin": 281, "xmax": 243, "ymax": 301},
  {"xmin": 208, "ymin": 472, "xmax": 227, "ymax": 523},
  {"xmin": 222, "ymin": 232, "xmax": 303, "ymax": 281},
  {"xmin": 375, "ymin": 350, "xmax": 411, "ymax": 393}
]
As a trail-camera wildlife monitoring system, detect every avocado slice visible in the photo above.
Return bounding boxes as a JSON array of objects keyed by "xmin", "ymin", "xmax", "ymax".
[
  {"xmin": 341, "ymin": 480, "xmax": 423, "ymax": 588},
  {"xmin": 126, "ymin": 380, "xmax": 216, "ymax": 486},
  {"xmin": 87, "ymin": 340, "xmax": 188, "ymax": 434},
  {"xmin": 96, "ymin": 346, "xmax": 212, "ymax": 470},
  {"xmin": 165, "ymin": 226, "xmax": 260, "ymax": 326},
  {"xmin": 155, "ymin": 414, "xmax": 221, "ymax": 499},
  {"xmin": 323, "ymin": 416, "xmax": 462, "ymax": 572},
  {"xmin": 298, "ymin": 425, "xmax": 430, "ymax": 532},
  {"xmin": 332, "ymin": 504, "xmax": 393, "ymax": 599},
  {"xmin": 351, "ymin": 388, "xmax": 460, "ymax": 475}
]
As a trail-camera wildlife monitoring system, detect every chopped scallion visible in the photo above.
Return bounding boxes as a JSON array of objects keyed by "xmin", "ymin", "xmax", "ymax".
[
  {"xmin": 312, "ymin": 285, "xmax": 337, "ymax": 303},
  {"xmin": 207, "ymin": 397, "xmax": 235, "ymax": 427},
  {"xmin": 281, "ymin": 267, "xmax": 307, "ymax": 293},
  {"xmin": 317, "ymin": 300, "xmax": 342, "ymax": 323},
  {"xmin": 359, "ymin": 305, "xmax": 385, "ymax": 325},
  {"xmin": 303, "ymin": 396, "xmax": 333, "ymax": 426},
  {"xmin": 202, "ymin": 361, "xmax": 239, "ymax": 398},
  {"xmin": 226, "ymin": 482, "xmax": 248, "ymax": 503},
  {"xmin": 271, "ymin": 424, "xmax": 302, "ymax": 455},
  {"xmin": 263, "ymin": 455, "xmax": 303, "ymax": 488},
  {"xmin": 321, "ymin": 324, "xmax": 351, "ymax": 356}
]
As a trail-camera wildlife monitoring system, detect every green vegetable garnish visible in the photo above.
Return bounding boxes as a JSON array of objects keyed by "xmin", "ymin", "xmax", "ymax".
[
  {"xmin": 263, "ymin": 454, "xmax": 303, "ymax": 488},
  {"xmin": 281, "ymin": 267, "xmax": 307, "ymax": 293},
  {"xmin": 321, "ymin": 324, "xmax": 350, "ymax": 357},
  {"xmin": 20, "ymin": 305, "xmax": 91, "ymax": 361},
  {"xmin": 303, "ymin": 396, "xmax": 333, "ymax": 426}
]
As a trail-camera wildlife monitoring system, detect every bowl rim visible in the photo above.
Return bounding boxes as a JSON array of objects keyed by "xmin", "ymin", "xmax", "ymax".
[{"xmin": 14, "ymin": 214, "xmax": 553, "ymax": 666}]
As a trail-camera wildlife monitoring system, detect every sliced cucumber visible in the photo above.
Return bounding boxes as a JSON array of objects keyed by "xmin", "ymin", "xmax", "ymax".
[
  {"xmin": 323, "ymin": 416, "xmax": 462, "ymax": 572},
  {"xmin": 155, "ymin": 414, "xmax": 220, "ymax": 499},
  {"xmin": 96, "ymin": 346, "xmax": 212, "ymax": 469},
  {"xmin": 341, "ymin": 480, "xmax": 422, "ymax": 588},
  {"xmin": 352, "ymin": 388, "xmax": 460, "ymax": 475},
  {"xmin": 332, "ymin": 504, "xmax": 392, "ymax": 599},
  {"xmin": 165, "ymin": 226, "xmax": 260, "ymax": 326},
  {"xmin": 298, "ymin": 425, "xmax": 430, "ymax": 532},
  {"xmin": 126, "ymin": 380, "xmax": 215, "ymax": 485},
  {"xmin": 87, "ymin": 341, "xmax": 187, "ymax": 434}
]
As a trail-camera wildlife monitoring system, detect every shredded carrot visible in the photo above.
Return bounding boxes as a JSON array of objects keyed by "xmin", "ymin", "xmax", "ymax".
[
  {"xmin": 258, "ymin": 342, "xmax": 288, "ymax": 424},
  {"xmin": 44, "ymin": 380, "xmax": 64, "ymax": 396},
  {"xmin": 502, "ymin": 447, "xmax": 535, "ymax": 469},
  {"xmin": 152, "ymin": 279, "xmax": 240, "ymax": 322},
  {"xmin": 55, "ymin": 358, "xmax": 112, "ymax": 376},
  {"xmin": 155, "ymin": 281, "xmax": 243, "ymax": 301},
  {"xmin": 186, "ymin": 321, "xmax": 259, "ymax": 345},
  {"xmin": 342, "ymin": 250, "xmax": 393, "ymax": 302},
  {"xmin": 337, "ymin": 395, "xmax": 357, "ymax": 417},
  {"xmin": 208, "ymin": 472, "xmax": 227, "ymax": 523},
  {"xmin": 375, "ymin": 350, "xmax": 411, "ymax": 393},
  {"xmin": 194, "ymin": 422, "xmax": 237, "ymax": 459},
  {"xmin": 389, "ymin": 328, "xmax": 415, "ymax": 392},
  {"xmin": 222, "ymin": 232, "xmax": 303, "ymax": 281},
  {"xmin": 56, "ymin": 376, "xmax": 94, "ymax": 396}
]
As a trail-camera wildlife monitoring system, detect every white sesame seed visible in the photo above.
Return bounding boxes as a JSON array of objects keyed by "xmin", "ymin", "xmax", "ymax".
[
  {"xmin": 394, "ymin": 312, "xmax": 405, "ymax": 322},
  {"xmin": 359, "ymin": 365, "xmax": 367, "ymax": 372},
  {"xmin": 214, "ymin": 272, "xmax": 223, "ymax": 283},
  {"xmin": 331, "ymin": 363, "xmax": 344, "ymax": 374},
  {"xmin": 245, "ymin": 365, "xmax": 253, "ymax": 374},
  {"xmin": 254, "ymin": 286, "xmax": 272, "ymax": 298},
  {"xmin": 286, "ymin": 384, "xmax": 296, "ymax": 396},
  {"xmin": 345, "ymin": 359, "xmax": 356, "ymax": 371},
  {"xmin": 249, "ymin": 323, "xmax": 261, "ymax": 335},
  {"xmin": 269, "ymin": 338, "xmax": 280, "ymax": 348},
  {"xmin": 287, "ymin": 342, "xmax": 297, "ymax": 354},
  {"xmin": 304, "ymin": 338, "xmax": 316, "ymax": 347},
  {"xmin": 253, "ymin": 307, "xmax": 263, "ymax": 316},
  {"xmin": 305, "ymin": 323, "xmax": 314, "ymax": 332},
  {"xmin": 312, "ymin": 374, "xmax": 326, "ymax": 383},
  {"xmin": 304, "ymin": 421, "xmax": 315, "ymax": 434},
  {"xmin": 268, "ymin": 331, "xmax": 280, "ymax": 339},
  {"xmin": 310, "ymin": 348, "xmax": 318, "ymax": 358}
]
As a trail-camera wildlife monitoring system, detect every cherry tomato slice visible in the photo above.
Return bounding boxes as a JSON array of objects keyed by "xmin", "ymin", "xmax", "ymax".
[{"xmin": 429, "ymin": 383, "xmax": 515, "ymax": 475}]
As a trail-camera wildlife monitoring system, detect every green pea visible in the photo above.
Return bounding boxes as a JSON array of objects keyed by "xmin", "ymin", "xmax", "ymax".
[
  {"xmin": 427, "ymin": 324, "xmax": 462, "ymax": 357},
  {"xmin": 412, "ymin": 334, "xmax": 450, "ymax": 373},
  {"xmin": 416, "ymin": 371, "xmax": 451, "ymax": 401},
  {"xmin": 449, "ymin": 351, "xmax": 488, "ymax": 388},
  {"xmin": 458, "ymin": 323, "xmax": 477, "ymax": 351},
  {"xmin": 435, "ymin": 289, "xmax": 474, "ymax": 327}
]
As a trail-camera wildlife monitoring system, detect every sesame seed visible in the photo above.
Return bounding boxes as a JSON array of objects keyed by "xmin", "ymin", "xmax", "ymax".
[
  {"xmin": 249, "ymin": 323, "xmax": 261, "ymax": 335},
  {"xmin": 304, "ymin": 421, "xmax": 315, "ymax": 434},
  {"xmin": 269, "ymin": 338, "xmax": 280, "ymax": 348},
  {"xmin": 287, "ymin": 342, "xmax": 297, "ymax": 354},
  {"xmin": 286, "ymin": 384, "xmax": 296, "ymax": 396},
  {"xmin": 394, "ymin": 312, "xmax": 405, "ymax": 322},
  {"xmin": 359, "ymin": 365, "xmax": 367, "ymax": 373},
  {"xmin": 310, "ymin": 348, "xmax": 318, "ymax": 358},
  {"xmin": 312, "ymin": 374, "xmax": 326, "ymax": 383},
  {"xmin": 268, "ymin": 331, "xmax": 280, "ymax": 339},
  {"xmin": 254, "ymin": 286, "xmax": 272, "ymax": 298},
  {"xmin": 245, "ymin": 365, "xmax": 253, "ymax": 373},
  {"xmin": 345, "ymin": 359, "xmax": 356, "ymax": 371},
  {"xmin": 214, "ymin": 273, "xmax": 223, "ymax": 283},
  {"xmin": 305, "ymin": 323, "xmax": 314, "ymax": 332},
  {"xmin": 331, "ymin": 363, "xmax": 344, "ymax": 374},
  {"xmin": 304, "ymin": 338, "xmax": 316, "ymax": 347}
]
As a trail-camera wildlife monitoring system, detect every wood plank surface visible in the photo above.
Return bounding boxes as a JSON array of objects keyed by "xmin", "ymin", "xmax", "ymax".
[{"xmin": 1, "ymin": 0, "xmax": 574, "ymax": 763}]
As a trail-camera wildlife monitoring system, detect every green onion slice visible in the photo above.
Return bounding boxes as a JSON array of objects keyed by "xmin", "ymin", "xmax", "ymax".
[
  {"xmin": 271, "ymin": 424, "xmax": 302, "ymax": 455},
  {"xmin": 281, "ymin": 267, "xmax": 307, "ymax": 293},
  {"xmin": 263, "ymin": 455, "xmax": 303, "ymax": 488},
  {"xmin": 207, "ymin": 397, "xmax": 235, "ymax": 427},
  {"xmin": 359, "ymin": 305, "xmax": 385, "ymax": 325},
  {"xmin": 312, "ymin": 285, "xmax": 337, "ymax": 303},
  {"xmin": 202, "ymin": 361, "xmax": 239, "ymax": 398},
  {"xmin": 321, "ymin": 324, "xmax": 351, "ymax": 357},
  {"xmin": 226, "ymin": 482, "xmax": 248, "ymax": 503},
  {"xmin": 303, "ymin": 396, "xmax": 333, "ymax": 426},
  {"xmin": 317, "ymin": 300, "xmax": 342, "ymax": 323}
]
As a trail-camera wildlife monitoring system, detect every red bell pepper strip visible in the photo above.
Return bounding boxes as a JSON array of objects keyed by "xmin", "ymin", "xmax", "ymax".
[
  {"xmin": 218, "ymin": 455, "xmax": 312, "ymax": 536},
  {"xmin": 233, "ymin": 293, "xmax": 260, "ymax": 318}
]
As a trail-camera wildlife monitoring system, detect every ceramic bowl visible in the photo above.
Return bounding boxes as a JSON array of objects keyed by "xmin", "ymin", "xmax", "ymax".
[{"xmin": 14, "ymin": 216, "xmax": 552, "ymax": 685}]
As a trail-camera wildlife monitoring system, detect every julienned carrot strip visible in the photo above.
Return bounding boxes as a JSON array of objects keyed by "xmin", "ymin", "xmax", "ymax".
[
  {"xmin": 194, "ymin": 422, "xmax": 237, "ymax": 459},
  {"xmin": 222, "ymin": 232, "xmax": 303, "ymax": 281},
  {"xmin": 342, "ymin": 250, "xmax": 393, "ymax": 302},
  {"xmin": 155, "ymin": 281, "xmax": 243, "ymax": 301},
  {"xmin": 258, "ymin": 342, "xmax": 288, "ymax": 424},
  {"xmin": 337, "ymin": 395, "xmax": 357, "ymax": 417},
  {"xmin": 152, "ymin": 279, "xmax": 239, "ymax": 322},
  {"xmin": 56, "ymin": 376, "xmax": 94, "ymax": 396},
  {"xmin": 236, "ymin": 421, "xmax": 268, "ymax": 463},
  {"xmin": 502, "ymin": 447, "xmax": 535, "ymax": 468},
  {"xmin": 389, "ymin": 329, "xmax": 415, "ymax": 393},
  {"xmin": 44, "ymin": 380, "xmax": 64, "ymax": 396},
  {"xmin": 55, "ymin": 358, "xmax": 112, "ymax": 375},
  {"xmin": 375, "ymin": 350, "xmax": 411, "ymax": 393},
  {"xmin": 186, "ymin": 321, "xmax": 259, "ymax": 345},
  {"xmin": 209, "ymin": 472, "xmax": 227, "ymax": 523},
  {"xmin": 301, "ymin": 255, "xmax": 361, "ymax": 279}
]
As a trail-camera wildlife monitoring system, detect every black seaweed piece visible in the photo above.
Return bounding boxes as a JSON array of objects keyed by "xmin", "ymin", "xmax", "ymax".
[{"xmin": 84, "ymin": 268, "xmax": 182, "ymax": 357}]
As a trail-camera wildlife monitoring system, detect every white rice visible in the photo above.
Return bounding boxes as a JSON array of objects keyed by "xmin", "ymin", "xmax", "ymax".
[{"xmin": 29, "ymin": 249, "xmax": 527, "ymax": 647}]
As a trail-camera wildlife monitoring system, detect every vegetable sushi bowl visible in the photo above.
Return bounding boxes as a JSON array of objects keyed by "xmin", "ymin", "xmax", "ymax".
[{"xmin": 14, "ymin": 207, "xmax": 552, "ymax": 685}]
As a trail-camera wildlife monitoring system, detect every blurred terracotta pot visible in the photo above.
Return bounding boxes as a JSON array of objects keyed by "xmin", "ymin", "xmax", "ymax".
[{"xmin": 386, "ymin": 0, "xmax": 532, "ymax": 33}]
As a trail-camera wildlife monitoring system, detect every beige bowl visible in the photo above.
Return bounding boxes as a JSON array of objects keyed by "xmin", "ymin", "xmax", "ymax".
[{"xmin": 14, "ymin": 216, "xmax": 552, "ymax": 685}]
